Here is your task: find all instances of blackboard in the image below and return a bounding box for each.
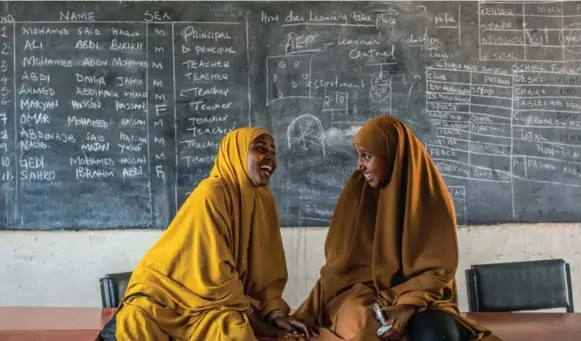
[1,1,581,230]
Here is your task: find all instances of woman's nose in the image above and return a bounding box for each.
[356,159,364,171]
[264,150,273,159]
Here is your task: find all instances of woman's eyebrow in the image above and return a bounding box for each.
[254,141,276,151]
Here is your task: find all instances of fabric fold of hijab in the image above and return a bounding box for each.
[294,116,491,339]
[123,127,289,318]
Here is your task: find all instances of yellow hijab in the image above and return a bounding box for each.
[123,127,290,317]
[295,116,492,339]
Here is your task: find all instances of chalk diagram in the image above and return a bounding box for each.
[287,113,326,156]
[267,40,396,156]
[266,54,312,106]
[370,71,392,104]
[560,23,581,54]
[323,89,353,124]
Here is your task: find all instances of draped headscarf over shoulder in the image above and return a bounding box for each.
[322,116,458,306]
[295,116,491,339]
[124,127,289,318]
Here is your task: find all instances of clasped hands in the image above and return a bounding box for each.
[374,304,418,341]
[249,303,417,340]
[248,308,318,339]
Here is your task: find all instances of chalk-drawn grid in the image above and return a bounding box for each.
[479,1,581,62]
[512,70,581,189]
[0,18,252,222]
[425,67,513,185]
[447,185,467,225]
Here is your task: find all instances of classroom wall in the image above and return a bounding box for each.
[1,223,580,311]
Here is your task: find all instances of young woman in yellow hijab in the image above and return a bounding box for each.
[98,127,314,341]
[291,116,502,341]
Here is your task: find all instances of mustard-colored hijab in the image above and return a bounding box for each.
[321,116,458,306]
[295,116,493,340]
[123,127,290,317]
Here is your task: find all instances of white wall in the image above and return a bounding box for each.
[1,223,580,311]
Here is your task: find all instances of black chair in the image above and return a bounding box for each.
[465,259,574,313]
[99,272,133,308]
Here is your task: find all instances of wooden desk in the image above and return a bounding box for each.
[0,307,116,341]
[465,312,581,341]
[0,307,579,341]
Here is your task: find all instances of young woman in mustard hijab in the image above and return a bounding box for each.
[291,116,502,341]
[98,127,314,341]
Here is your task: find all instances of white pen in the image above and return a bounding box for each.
[372,302,392,336]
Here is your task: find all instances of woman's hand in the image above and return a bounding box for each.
[272,315,319,338]
[377,304,417,341]
[248,309,282,338]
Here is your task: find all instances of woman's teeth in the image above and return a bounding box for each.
[260,165,272,176]
[364,172,372,180]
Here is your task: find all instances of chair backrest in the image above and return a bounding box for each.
[99,272,133,308]
[465,259,574,313]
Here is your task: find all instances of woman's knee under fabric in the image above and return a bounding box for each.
[187,309,257,341]
[407,309,469,341]
[114,299,257,341]
[328,290,380,341]
[115,304,171,341]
